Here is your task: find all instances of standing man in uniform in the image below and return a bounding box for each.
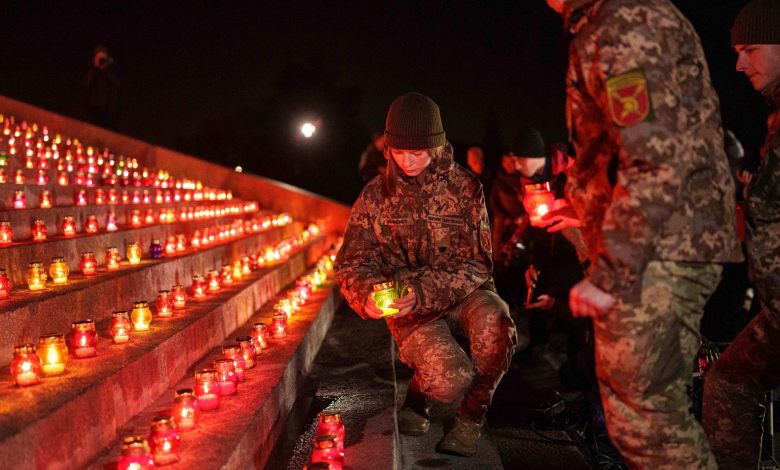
[703,2,780,468]
[545,0,743,468]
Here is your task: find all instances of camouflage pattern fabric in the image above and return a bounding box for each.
[594,261,722,470]
[398,289,517,421]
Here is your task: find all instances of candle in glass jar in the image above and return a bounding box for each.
[316,410,346,451]
[144,209,155,225]
[108,188,119,205]
[149,416,181,466]
[0,268,10,300]
[11,344,42,387]
[57,172,69,186]
[168,284,186,309]
[117,436,155,470]
[39,190,52,208]
[164,236,176,255]
[232,261,243,281]
[0,221,12,245]
[221,265,234,285]
[214,359,238,396]
[12,190,26,209]
[105,212,118,232]
[156,290,173,317]
[310,435,344,470]
[372,281,399,317]
[14,169,25,185]
[172,389,199,431]
[26,261,47,290]
[37,333,68,375]
[191,274,207,298]
[207,269,220,292]
[49,256,69,284]
[31,219,47,242]
[175,234,187,252]
[109,311,132,343]
[74,189,87,206]
[252,322,268,352]
[94,188,105,205]
[127,242,142,265]
[131,301,152,331]
[194,369,220,410]
[70,320,98,358]
[222,344,246,382]
[271,313,287,338]
[149,240,162,259]
[61,216,77,237]
[130,209,142,227]
[80,251,97,276]
[276,298,294,318]
[84,215,99,234]
[522,182,556,226]
[236,336,256,369]
[106,247,121,270]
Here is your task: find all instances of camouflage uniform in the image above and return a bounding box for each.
[703,88,780,469]
[563,0,743,467]
[335,143,517,421]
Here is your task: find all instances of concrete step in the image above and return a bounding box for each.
[86,278,340,470]
[0,236,331,469]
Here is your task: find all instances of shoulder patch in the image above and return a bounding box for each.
[606,69,652,128]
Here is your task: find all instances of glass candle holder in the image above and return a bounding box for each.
[80,251,97,276]
[109,311,132,343]
[236,336,256,369]
[26,261,47,290]
[74,189,87,206]
[11,344,42,387]
[194,369,220,410]
[156,290,174,317]
[130,209,142,227]
[276,298,294,319]
[213,358,238,396]
[191,274,207,298]
[175,234,187,253]
[117,436,155,470]
[220,265,234,285]
[84,214,99,234]
[39,190,52,208]
[373,281,399,317]
[172,388,199,432]
[106,247,121,270]
[37,333,68,375]
[31,219,47,242]
[108,188,119,205]
[131,301,152,331]
[271,313,287,338]
[207,269,220,292]
[232,261,243,281]
[310,435,344,470]
[170,284,187,309]
[106,212,118,232]
[49,256,69,284]
[149,416,181,466]
[70,320,98,358]
[222,344,246,382]
[252,322,268,352]
[522,182,556,226]
[164,236,176,255]
[13,169,25,184]
[127,242,142,265]
[149,240,162,259]
[57,171,69,186]
[61,216,77,237]
[13,190,26,209]
[94,188,105,205]
[0,221,12,245]
[316,410,346,451]
[144,209,155,224]
[0,268,10,300]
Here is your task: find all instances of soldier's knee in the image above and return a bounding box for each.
[422,357,475,403]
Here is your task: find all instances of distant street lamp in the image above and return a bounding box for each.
[300,122,316,139]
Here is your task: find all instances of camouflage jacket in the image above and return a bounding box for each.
[334,143,496,344]
[563,0,743,297]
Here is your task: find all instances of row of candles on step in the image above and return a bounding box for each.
[112,260,334,468]
[7,241,330,391]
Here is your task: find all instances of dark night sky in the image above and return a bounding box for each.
[0,1,766,201]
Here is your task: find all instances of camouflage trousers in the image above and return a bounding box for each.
[593,261,722,470]
[398,289,517,421]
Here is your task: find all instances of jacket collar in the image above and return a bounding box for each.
[563,0,603,34]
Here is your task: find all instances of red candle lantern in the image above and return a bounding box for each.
[37,333,68,375]
[69,320,98,358]
[84,214,99,234]
[31,219,47,242]
[0,169,6,184]
[106,247,121,270]
[149,416,181,466]
[171,285,187,309]
[175,234,186,252]
[14,169,25,185]
[207,269,220,292]
[142,190,151,205]
[130,209,142,227]
[108,311,132,343]
[522,182,556,226]
[94,188,105,205]
[271,312,287,338]
[164,236,176,255]
[221,265,234,285]
[74,189,87,206]
[35,170,48,186]
[172,389,199,432]
[316,411,346,451]
[194,369,220,410]
[0,268,10,300]
[236,336,256,369]
[10,344,42,387]
[191,274,207,298]
[121,190,131,205]
[144,209,155,224]
[39,189,53,208]
[61,216,77,237]
[213,358,238,396]
[12,190,26,209]
[222,344,246,382]
[106,212,118,232]
[79,251,97,276]
[310,435,344,470]
[156,290,174,317]
[0,221,12,245]
[117,436,155,470]
[252,322,268,352]
[57,171,69,186]
[108,188,119,205]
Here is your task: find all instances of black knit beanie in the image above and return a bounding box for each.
[511,126,546,158]
[384,93,446,150]
[731,0,780,45]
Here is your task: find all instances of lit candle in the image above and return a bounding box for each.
[144,209,155,224]
[94,188,105,205]
[80,251,97,276]
[156,290,173,317]
[131,301,152,331]
[35,170,47,186]
[149,416,181,466]
[252,322,268,353]
[0,221,12,245]
[522,182,556,226]
[194,369,220,410]
[57,171,69,186]
[14,169,25,184]
[26,261,47,290]
[31,219,47,241]
[316,411,346,451]
[214,359,238,396]
[12,190,26,209]
[117,436,155,470]
[109,311,132,343]
[61,216,77,237]
[49,256,70,284]
[276,298,294,318]
[171,284,187,309]
[106,247,121,270]
[207,270,220,292]
[39,189,53,208]
[172,389,199,432]
[310,435,344,470]
[127,242,142,265]
[236,336,256,369]
[222,344,246,382]
[74,189,87,206]
[84,214,99,234]
[69,320,98,358]
[37,333,68,375]
[164,236,176,255]
[191,274,207,298]
[149,239,162,260]
[106,212,118,232]
[175,234,187,252]
[0,268,10,300]
[221,265,234,285]
[11,344,41,387]
[130,209,142,227]
[108,188,119,205]
[271,313,287,338]
[372,282,400,317]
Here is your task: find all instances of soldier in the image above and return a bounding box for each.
[545,0,743,468]
[334,92,517,457]
[703,2,780,468]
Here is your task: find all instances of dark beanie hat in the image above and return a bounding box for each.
[731,0,780,45]
[384,92,446,150]
[511,126,546,158]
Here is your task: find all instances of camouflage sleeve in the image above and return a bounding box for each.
[750,146,780,222]
[582,8,688,294]
[334,191,386,319]
[396,184,493,315]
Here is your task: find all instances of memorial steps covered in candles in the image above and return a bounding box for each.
[0,95,349,469]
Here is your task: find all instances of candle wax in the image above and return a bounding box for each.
[218,380,237,396]
[197,393,219,410]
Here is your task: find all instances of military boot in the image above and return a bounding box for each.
[436,415,484,457]
[397,388,430,436]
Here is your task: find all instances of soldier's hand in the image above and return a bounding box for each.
[391,290,417,318]
[364,293,385,320]
[525,294,555,311]
[569,279,616,318]
[541,201,581,233]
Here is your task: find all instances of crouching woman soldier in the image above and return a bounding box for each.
[334,92,518,457]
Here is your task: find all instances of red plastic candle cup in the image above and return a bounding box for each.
[194,369,220,410]
[117,436,155,470]
[252,322,269,352]
[171,284,187,309]
[310,435,344,470]
[271,313,288,338]
[149,416,181,466]
[172,388,199,432]
[31,219,47,242]
[70,320,98,358]
[0,221,12,245]
[0,268,10,300]
[39,190,53,208]
[84,214,99,234]
[11,344,42,387]
[317,410,346,451]
[80,251,97,276]
[156,290,174,318]
[522,182,556,226]
[106,247,121,270]
[207,269,221,292]
[222,344,246,382]
[109,311,133,343]
[61,216,77,237]
[191,274,207,298]
[12,190,26,209]
[236,336,256,369]
[214,359,238,396]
